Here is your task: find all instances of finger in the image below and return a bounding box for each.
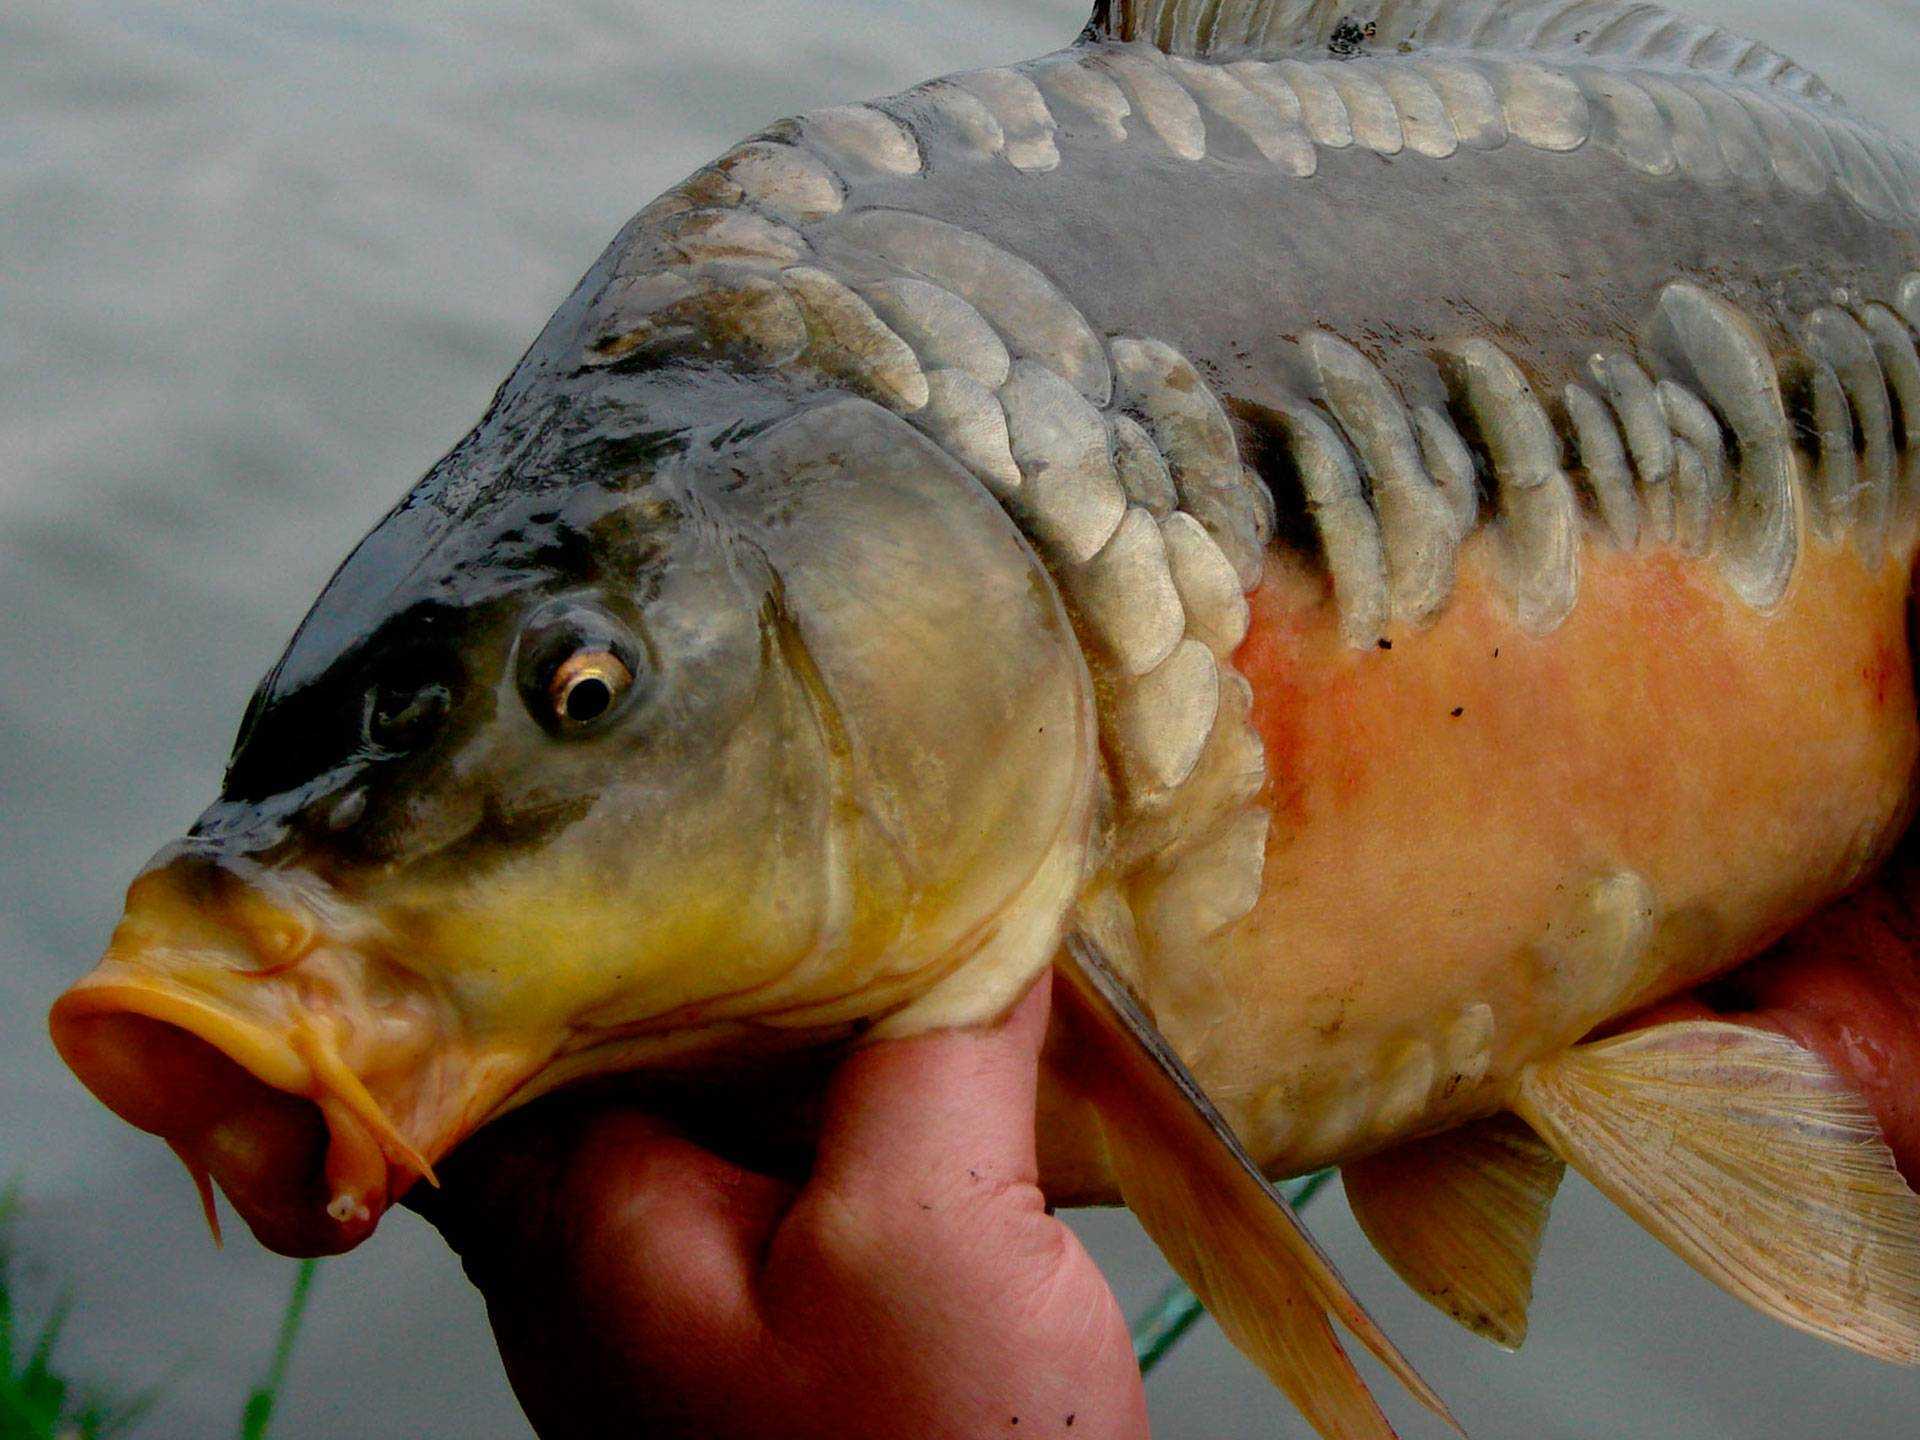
[415,1103,800,1436]
[402,1101,584,1288]
[811,972,1053,1205]
[555,1110,794,1312]
[413,1101,791,1315]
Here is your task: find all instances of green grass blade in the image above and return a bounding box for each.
[90,1375,164,1439]
[1131,1281,1209,1374]
[0,1183,167,1440]
[238,1259,319,1440]
[25,1293,73,1380]
[0,1184,19,1378]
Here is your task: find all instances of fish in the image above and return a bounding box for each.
[46,1,1920,1434]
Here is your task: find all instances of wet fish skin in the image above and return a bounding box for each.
[54,368,1099,1255]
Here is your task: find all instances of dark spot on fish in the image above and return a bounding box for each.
[1066,1417,1075,1428]
[1377,638,1392,651]
[1306,995,1348,1037]
[1329,18,1376,58]
[1493,648,1501,658]
[1451,706,1465,718]
[366,672,453,755]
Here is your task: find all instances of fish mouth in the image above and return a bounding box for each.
[47,863,483,1258]
[51,979,432,1257]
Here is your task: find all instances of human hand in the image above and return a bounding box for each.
[412,975,1150,1440]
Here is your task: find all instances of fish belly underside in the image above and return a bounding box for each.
[1036,525,1920,1205]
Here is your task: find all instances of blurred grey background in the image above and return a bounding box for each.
[3,2,1918,1436]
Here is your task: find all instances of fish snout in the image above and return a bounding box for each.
[49,859,487,1258]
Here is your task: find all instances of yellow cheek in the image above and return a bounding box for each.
[392,858,815,1034]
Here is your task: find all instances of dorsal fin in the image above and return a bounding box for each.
[1085,1,1838,105]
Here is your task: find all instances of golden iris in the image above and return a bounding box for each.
[548,649,631,728]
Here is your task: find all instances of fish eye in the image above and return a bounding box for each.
[516,601,644,737]
[548,650,632,730]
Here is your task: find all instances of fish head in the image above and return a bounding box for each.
[49,377,1096,1256]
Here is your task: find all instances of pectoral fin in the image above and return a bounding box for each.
[1515,1020,1920,1365]
[1344,1115,1565,1352]
[1057,935,1461,1440]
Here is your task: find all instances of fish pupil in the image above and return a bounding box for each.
[565,677,613,724]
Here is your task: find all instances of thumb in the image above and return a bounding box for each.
[810,971,1053,1207]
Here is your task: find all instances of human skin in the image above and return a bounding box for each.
[411,975,1151,1440]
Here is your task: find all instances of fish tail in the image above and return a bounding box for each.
[1515,1019,1920,1365]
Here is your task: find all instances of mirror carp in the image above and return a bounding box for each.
[49,2,1920,1433]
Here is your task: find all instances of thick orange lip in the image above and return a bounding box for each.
[50,975,428,1257]
[52,980,313,1094]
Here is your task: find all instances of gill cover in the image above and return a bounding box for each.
[52,387,1098,1256]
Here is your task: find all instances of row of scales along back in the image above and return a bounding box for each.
[584,0,1920,1070]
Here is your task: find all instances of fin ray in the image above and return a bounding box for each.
[1058,935,1462,1438]
[1516,1020,1920,1365]
[1344,1114,1564,1351]
[1098,1110,1400,1438]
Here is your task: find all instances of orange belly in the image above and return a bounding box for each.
[1039,530,1919,1199]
